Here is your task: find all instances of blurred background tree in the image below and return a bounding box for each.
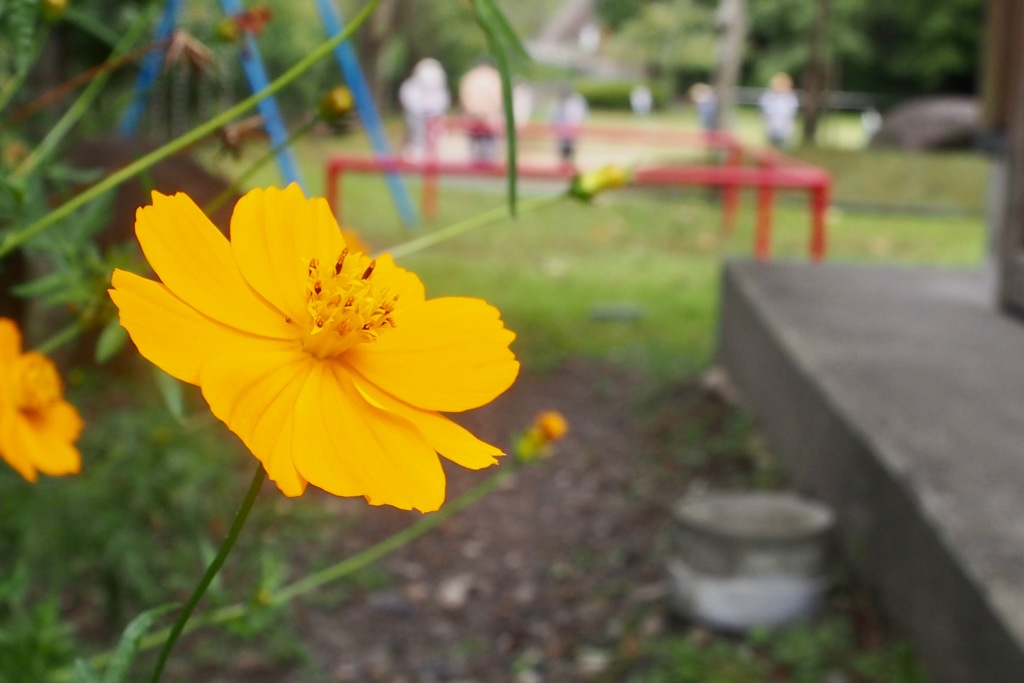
[596,0,983,99]
[605,0,716,85]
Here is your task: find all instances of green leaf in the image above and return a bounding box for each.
[72,659,102,683]
[152,367,186,423]
[11,268,66,298]
[7,0,39,76]
[473,0,530,62]
[94,319,129,364]
[102,605,176,683]
[472,0,519,216]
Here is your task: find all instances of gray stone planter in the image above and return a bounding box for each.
[668,491,835,631]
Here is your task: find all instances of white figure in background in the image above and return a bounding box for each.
[630,84,653,116]
[551,85,589,164]
[512,82,534,129]
[758,72,800,148]
[459,62,504,162]
[399,58,450,160]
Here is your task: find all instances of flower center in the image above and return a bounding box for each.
[301,249,399,359]
[13,353,62,413]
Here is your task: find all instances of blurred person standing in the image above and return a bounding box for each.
[551,85,588,165]
[398,58,450,160]
[458,62,503,162]
[689,82,717,131]
[758,72,799,148]
[630,84,653,116]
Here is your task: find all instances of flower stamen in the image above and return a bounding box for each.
[301,251,397,358]
[13,353,62,415]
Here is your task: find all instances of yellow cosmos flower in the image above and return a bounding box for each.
[108,184,519,512]
[0,319,83,482]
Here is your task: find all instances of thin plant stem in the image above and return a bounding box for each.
[383,194,564,261]
[0,0,382,260]
[50,461,520,682]
[472,0,518,216]
[273,463,514,603]
[6,37,168,127]
[33,321,85,356]
[149,465,266,683]
[13,7,156,180]
[203,116,318,216]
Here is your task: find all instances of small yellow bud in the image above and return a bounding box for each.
[215,17,239,43]
[41,0,68,22]
[569,164,631,201]
[319,86,355,122]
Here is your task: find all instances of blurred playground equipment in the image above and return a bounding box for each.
[325,116,831,261]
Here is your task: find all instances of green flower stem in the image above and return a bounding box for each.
[272,462,516,604]
[12,8,156,181]
[51,459,522,682]
[472,0,518,216]
[383,193,565,261]
[149,465,266,683]
[203,116,319,216]
[0,0,381,259]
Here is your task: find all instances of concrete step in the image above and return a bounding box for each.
[717,261,1024,683]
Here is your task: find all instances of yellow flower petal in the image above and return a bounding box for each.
[0,319,20,402]
[0,408,38,481]
[25,403,82,476]
[352,375,502,470]
[135,191,292,337]
[0,318,20,361]
[110,269,291,385]
[345,297,519,412]
[373,254,425,305]
[229,184,345,324]
[199,349,313,497]
[292,363,446,512]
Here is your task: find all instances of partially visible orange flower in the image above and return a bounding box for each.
[0,319,83,482]
[109,184,519,512]
[535,411,569,442]
[515,410,569,462]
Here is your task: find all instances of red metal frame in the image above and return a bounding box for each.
[325,119,831,261]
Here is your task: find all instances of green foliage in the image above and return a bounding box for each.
[606,0,716,78]
[597,0,983,97]
[2,0,42,77]
[0,566,77,683]
[746,0,983,95]
[575,79,669,110]
[630,617,928,683]
[854,0,984,93]
[595,0,646,30]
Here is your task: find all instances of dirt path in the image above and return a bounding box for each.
[177,359,724,683]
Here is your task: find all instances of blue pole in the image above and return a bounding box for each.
[314,0,418,228]
[219,0,304,187]
[118,0,182,137]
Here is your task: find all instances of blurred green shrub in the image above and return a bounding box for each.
[574,79,669,111]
